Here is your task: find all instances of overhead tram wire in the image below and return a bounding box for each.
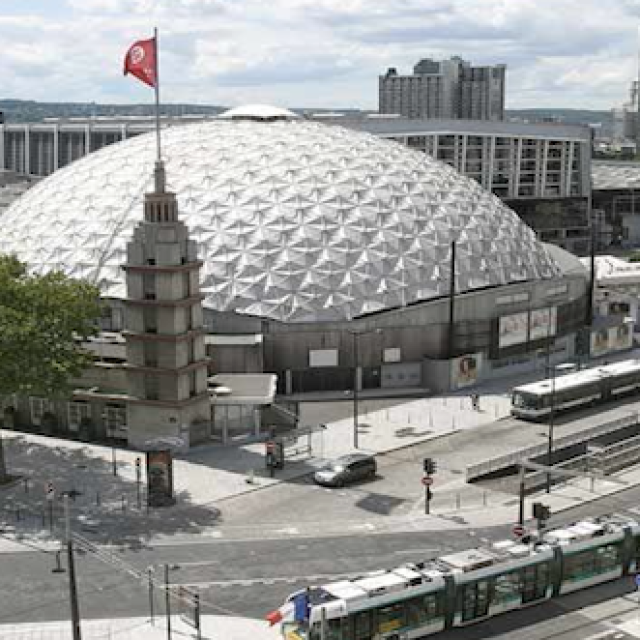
[70,532,242,617]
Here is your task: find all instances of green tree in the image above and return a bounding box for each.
[0,255,101,481]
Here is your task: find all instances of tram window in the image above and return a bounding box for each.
[310,619,346,640]
[350,611,372,639]
[376,603,406,635]
[493,572,520,604]
[406,593,441,626]
[460,581,490,622]
[563,545,620,582]
[596,544,619,571]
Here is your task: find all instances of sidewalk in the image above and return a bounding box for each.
[1,348,640,545]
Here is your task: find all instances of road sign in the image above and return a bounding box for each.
[421,476,434,486]
[45,481,55,501]
[512,523,526,537]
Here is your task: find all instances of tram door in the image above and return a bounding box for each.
[521,563,549,603]
[460,580,490,622]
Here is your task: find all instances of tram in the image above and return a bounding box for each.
[267,514,640,640]
[511,359,640,420]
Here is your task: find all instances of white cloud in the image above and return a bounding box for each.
[0,0,637,109]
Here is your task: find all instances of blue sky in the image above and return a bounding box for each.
[1,0,639,110]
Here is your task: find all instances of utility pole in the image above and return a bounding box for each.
[165,564,172,640]
[64,494,82,640]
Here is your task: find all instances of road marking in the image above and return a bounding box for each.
[274,527,300,535]
[392,548,439,556]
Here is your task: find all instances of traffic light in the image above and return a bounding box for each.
[532,502,551,521]
[423,458,437,475]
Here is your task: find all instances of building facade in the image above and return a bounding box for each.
[379,57,506,121]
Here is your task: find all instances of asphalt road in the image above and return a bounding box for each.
[3,483,640,636]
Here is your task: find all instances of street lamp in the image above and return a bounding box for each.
[351,330,361,450]
[546,361,557,494]
[350,328,382,450]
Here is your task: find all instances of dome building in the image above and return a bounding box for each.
[0,107,588,396]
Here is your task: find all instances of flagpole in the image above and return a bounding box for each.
[153,27,164,191]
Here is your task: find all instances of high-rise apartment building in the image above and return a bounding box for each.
[379,56,506,121]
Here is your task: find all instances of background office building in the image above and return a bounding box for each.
[379,57,506,121]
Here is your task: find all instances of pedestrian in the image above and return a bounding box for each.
[475,393,481,411]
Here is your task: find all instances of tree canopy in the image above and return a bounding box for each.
[0,254,102,398]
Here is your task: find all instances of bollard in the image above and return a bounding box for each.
[23,478,29,494]
[121,495,126,512]
[96,491,101,506]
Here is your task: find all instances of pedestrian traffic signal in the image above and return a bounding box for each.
[423,458,437,475]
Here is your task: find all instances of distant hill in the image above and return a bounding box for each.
[506,108,613,135]
[0,99,225,123]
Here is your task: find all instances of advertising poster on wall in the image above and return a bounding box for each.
[610,323,633,351]
[498,312,529,348]
[451,353,483,389]
[590,328,610,358]
[529,307,558,341]
[146,449,175,507]
[591,323,634,358]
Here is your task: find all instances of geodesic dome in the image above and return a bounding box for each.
[0,116,561,322]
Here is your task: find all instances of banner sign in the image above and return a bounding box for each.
[451,353,483,389]
[146,449,175,507]
[529,307,557,341]
[498,312,528,348]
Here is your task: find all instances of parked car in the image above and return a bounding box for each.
[313,453,377,487]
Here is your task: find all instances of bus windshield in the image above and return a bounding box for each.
[512,392,538,409]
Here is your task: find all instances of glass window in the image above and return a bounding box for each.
[563,544,620,582]
[350,611,371,639]
[376,603,405,635]
[493,571,520,604]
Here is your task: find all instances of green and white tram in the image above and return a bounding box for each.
[268,514,640,640]
[511,359,640,420]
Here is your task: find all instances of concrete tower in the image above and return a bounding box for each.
[123,161,211,450]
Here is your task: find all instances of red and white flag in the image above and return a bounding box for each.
[123,37,157,88]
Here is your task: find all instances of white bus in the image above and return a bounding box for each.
[511,359,640,420]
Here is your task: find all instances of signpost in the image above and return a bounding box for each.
[512,523,526,538]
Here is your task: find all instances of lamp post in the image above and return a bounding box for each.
[352,330,360,450]
[546,362,556,494]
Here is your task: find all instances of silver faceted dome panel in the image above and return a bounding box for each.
[0,119,560,322]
